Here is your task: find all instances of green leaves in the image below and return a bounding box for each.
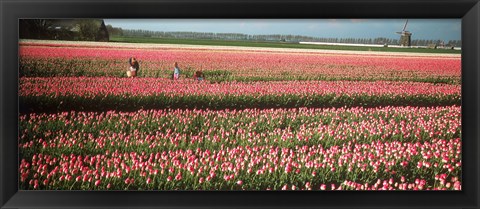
[20,93,461,113]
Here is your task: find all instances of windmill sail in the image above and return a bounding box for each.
[402,19,409,32]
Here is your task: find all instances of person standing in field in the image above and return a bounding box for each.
[127,57,139,78]
[173,62,181,80]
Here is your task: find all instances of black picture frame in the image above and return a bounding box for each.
[1,0,479,208]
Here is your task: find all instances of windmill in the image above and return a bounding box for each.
[396,19,412,47]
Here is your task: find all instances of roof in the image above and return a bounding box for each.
[48,19,105,32]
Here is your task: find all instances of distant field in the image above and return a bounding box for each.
[110,36,461,54]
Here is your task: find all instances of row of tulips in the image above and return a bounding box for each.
[19,44,461,83]
[20,78,460,112]
[19,57,460,84]
[20,77,460,97]
[19,106,461,152]
[19,106,461,190]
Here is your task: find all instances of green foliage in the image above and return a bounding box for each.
[78,20,99,41]
[20,93,461,113]
[19,19,55,39]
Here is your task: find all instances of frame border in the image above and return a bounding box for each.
[1,0,479,208]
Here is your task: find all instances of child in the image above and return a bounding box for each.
[127,57,139,78]
[193,70,204,81]
[173,62,180,80]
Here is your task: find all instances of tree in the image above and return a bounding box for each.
[78,20,98,41]
[106,24,123,36]
[19,19,54,39]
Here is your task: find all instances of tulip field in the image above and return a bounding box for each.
[19,40,462,190]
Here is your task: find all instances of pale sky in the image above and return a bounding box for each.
[104,19,461,41]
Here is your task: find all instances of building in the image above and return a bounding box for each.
[49,19,110,42]
[20,19,109,41]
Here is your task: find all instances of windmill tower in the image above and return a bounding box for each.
[396,19,412,47]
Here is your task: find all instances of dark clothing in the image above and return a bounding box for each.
[131,62,139,71]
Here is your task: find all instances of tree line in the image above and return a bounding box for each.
[117,28,461,47]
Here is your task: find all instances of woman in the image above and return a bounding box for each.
[127,57,139,78]
[173,62,180,80]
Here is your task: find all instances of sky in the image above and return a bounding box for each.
[104,19,461,41]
